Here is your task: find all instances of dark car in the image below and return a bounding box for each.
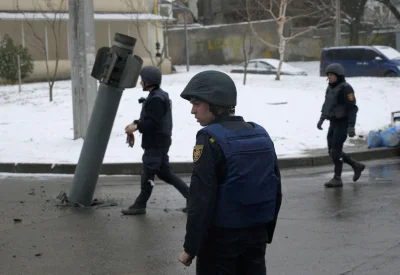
[320,45,400,77]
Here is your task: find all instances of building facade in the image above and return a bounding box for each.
[0,0,173,81]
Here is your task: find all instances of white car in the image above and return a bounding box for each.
[230,58,308,76]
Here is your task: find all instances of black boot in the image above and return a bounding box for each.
[325,177,343,188]
[342,153,365,182]
[121,204,146,215]
[352,162,366,182]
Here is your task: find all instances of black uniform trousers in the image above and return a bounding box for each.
[133,148,189,208]
[196,225,268,275]
[327,118,356,178]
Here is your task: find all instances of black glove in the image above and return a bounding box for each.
[317,118,325,130]
[348,126,356,137]
[138,97,146,104]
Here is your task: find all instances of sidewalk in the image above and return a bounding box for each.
[0,140,399,174]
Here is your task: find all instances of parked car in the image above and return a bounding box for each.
[230,59,308,76]
[320,45,400,77]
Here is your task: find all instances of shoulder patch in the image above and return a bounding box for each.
[209,137,215,143]
[347,93,355,101]
[193,145,204,162]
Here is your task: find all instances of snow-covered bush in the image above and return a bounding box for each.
[0,35,34,84]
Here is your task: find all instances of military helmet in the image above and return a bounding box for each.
[180,70,237,107]
[139,66,162,85]
[325,63,345,76]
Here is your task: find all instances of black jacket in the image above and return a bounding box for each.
[135,88,172,149]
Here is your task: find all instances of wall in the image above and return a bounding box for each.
[20,57,171,83]
[168,21,400,65]
[0,19,152,60]
[168,20,283,65]
[0,0,150,13]
[0,17,172,82]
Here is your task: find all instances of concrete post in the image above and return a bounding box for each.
[68,0,97,139]
[184,9,189,71]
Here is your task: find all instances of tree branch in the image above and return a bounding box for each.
[254,0,278,20]
[286,20,332,42]
[246,0,279,49]
[376,0,400,22]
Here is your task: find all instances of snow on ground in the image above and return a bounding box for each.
[0,62,399,164]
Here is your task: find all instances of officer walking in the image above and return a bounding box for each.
[177,70,282,274]
[317,63,366,188]
[122,66,190,215]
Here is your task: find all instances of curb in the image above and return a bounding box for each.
[0,147,399,175]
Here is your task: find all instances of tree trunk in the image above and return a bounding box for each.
[49,82,53,102]
[242,30,248,85]
[243,64,248,85]
[44,58,52,102]
[350,19,361,45]
[276,22,286,81]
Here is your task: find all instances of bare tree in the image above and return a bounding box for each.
[364,2,394,44]
[246,0,331,80]
[342,0,369,45]
[316,0,370,45]
[124,0,174,69]
[233,3,256,85]
[16,0,66,102]
[376,0,400,23]
[241,25,254,85]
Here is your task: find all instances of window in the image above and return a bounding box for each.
[333,49,363,61]
[257,62,274,70]
[246,62,257,69]
[363,49,380,60]
[325,50,335,60]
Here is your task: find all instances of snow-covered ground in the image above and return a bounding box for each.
[0,62,399,164]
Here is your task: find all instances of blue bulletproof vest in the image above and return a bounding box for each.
[202,122,279,228]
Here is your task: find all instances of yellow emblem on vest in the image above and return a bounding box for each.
[193,145,204,162]
[347,93,355,101]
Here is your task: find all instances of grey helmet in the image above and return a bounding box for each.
[139,66,162,85]
[325,63,345,76]
[180,70,237,107]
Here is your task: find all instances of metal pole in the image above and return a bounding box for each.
[335,0,341,46]
[68,84,124,205]
[108,21,111,47]
[17,55,22,93]
[66,33,143,206]
[184,9,189,71]
[21,22,25,48]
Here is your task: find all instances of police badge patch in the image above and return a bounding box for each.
[193,145,204,162]
[347,93,355,101]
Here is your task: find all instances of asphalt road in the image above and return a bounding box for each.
[0,158,399,275]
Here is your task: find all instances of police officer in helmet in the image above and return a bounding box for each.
[123,66,190,215]
[317,63,366,188]
[177,70,282,274]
